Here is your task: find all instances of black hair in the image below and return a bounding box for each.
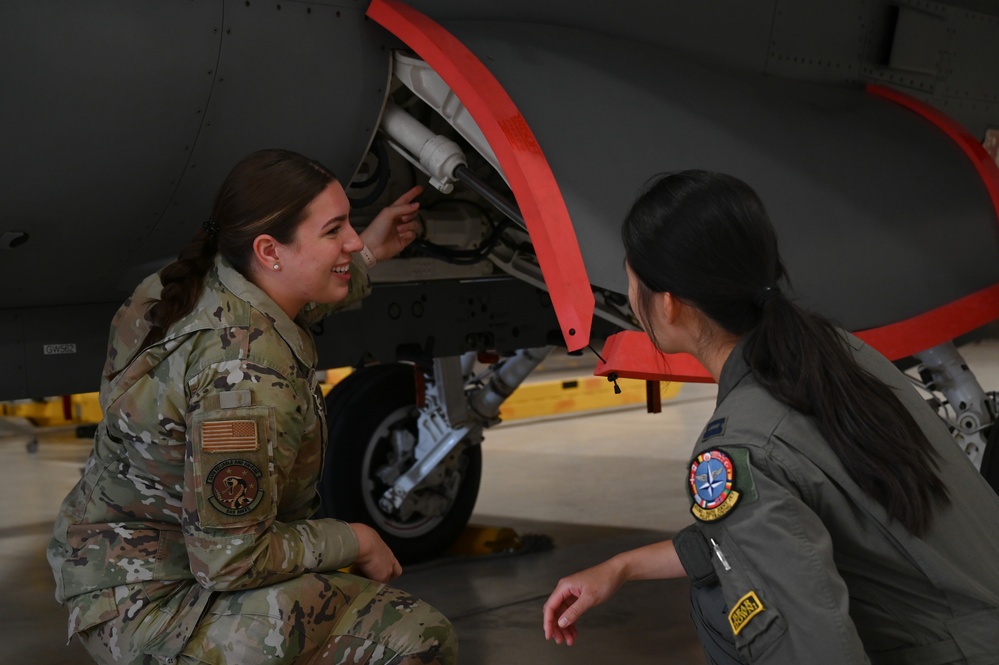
[623,170,948,535]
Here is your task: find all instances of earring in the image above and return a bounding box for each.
[273,263,280,270]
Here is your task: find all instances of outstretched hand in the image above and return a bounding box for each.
[542,559,626,646]
[360,185,423,263]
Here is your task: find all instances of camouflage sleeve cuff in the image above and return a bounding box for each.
[674,523,719,589]
[316,519,360,571]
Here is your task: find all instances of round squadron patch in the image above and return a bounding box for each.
[206,459,264,517]
[689,449,740,522]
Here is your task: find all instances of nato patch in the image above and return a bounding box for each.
[729,591,765,636]
[206,459,265,516]
[703,417,727,441]
[689,448,741,522]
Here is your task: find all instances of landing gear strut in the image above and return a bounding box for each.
[319,363,482,562]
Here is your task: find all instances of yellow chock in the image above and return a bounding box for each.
[448,524,523,556]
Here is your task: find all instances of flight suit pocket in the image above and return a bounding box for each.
[711,534,788,660]
[191,404,277,529]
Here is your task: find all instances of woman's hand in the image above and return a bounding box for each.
[350,523,402,583]
[360,185,423,262]
[542,558,627,646]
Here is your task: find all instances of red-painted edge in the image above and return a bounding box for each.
[866,83,999,217]
[598,86,999,382]
[597,283,999,382]
[366,0,594,351]
[596,331,715,383]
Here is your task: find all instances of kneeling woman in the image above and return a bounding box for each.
[49,149,457,664]
[544,170,999,664]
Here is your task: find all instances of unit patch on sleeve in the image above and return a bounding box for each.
[206,459,264,517]
[689,448,741,521]
[729,590,765,636]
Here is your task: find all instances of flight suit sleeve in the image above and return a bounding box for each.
[692,445,870,664]
[180,358,358,592]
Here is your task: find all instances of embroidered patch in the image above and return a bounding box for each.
[201,420,258,452]
[206,459,264,516]
[729,591,765,636]
[703,417,727,441]
[689,449,741,521]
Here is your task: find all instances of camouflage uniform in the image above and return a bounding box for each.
[48,255,457,665]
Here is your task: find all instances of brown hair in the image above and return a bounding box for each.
[141,149,336,348]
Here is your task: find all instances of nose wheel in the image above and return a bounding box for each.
[318,363,482,562]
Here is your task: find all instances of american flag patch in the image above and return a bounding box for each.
[201,420,258,452]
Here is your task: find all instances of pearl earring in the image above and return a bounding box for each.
[273,263,280,270]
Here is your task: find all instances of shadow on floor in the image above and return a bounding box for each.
[5,520,704,665]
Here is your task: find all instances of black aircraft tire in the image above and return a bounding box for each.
[318,363,482,562]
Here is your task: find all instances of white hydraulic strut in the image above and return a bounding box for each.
[380,100,467,193]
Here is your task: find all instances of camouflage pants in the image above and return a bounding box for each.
[77,573,457,665]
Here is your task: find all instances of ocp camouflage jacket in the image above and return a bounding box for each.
[48,254,370,637]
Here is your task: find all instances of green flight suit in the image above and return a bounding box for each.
[47,255,457,664]
[677,332,999,664]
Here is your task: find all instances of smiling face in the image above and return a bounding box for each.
[265,181,363,317]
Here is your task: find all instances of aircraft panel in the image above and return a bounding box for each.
[433,19,999,331]
[0,311,27,399]
[15,303,120,399]
[0,0,222,308]
[0,0,392,310]
[113,0,395,295]
[312,277,562,368]
[403,0,779,74]
[765,0,884,81]
[854,2,999,142]
[933,6,999,132]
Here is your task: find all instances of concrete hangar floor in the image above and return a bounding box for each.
[3,338,997,664]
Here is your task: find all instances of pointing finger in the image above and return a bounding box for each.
[391,185,423,207]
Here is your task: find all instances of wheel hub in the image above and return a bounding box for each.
[361,405,470,538]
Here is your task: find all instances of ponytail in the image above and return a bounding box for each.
[140,227,218,349]
[745,295,949,535]
[623,170,949,535]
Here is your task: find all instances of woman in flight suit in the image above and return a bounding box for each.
[543,170,999,664]
[48,149,457,664]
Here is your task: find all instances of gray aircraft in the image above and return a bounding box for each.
[2,0,998,560]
